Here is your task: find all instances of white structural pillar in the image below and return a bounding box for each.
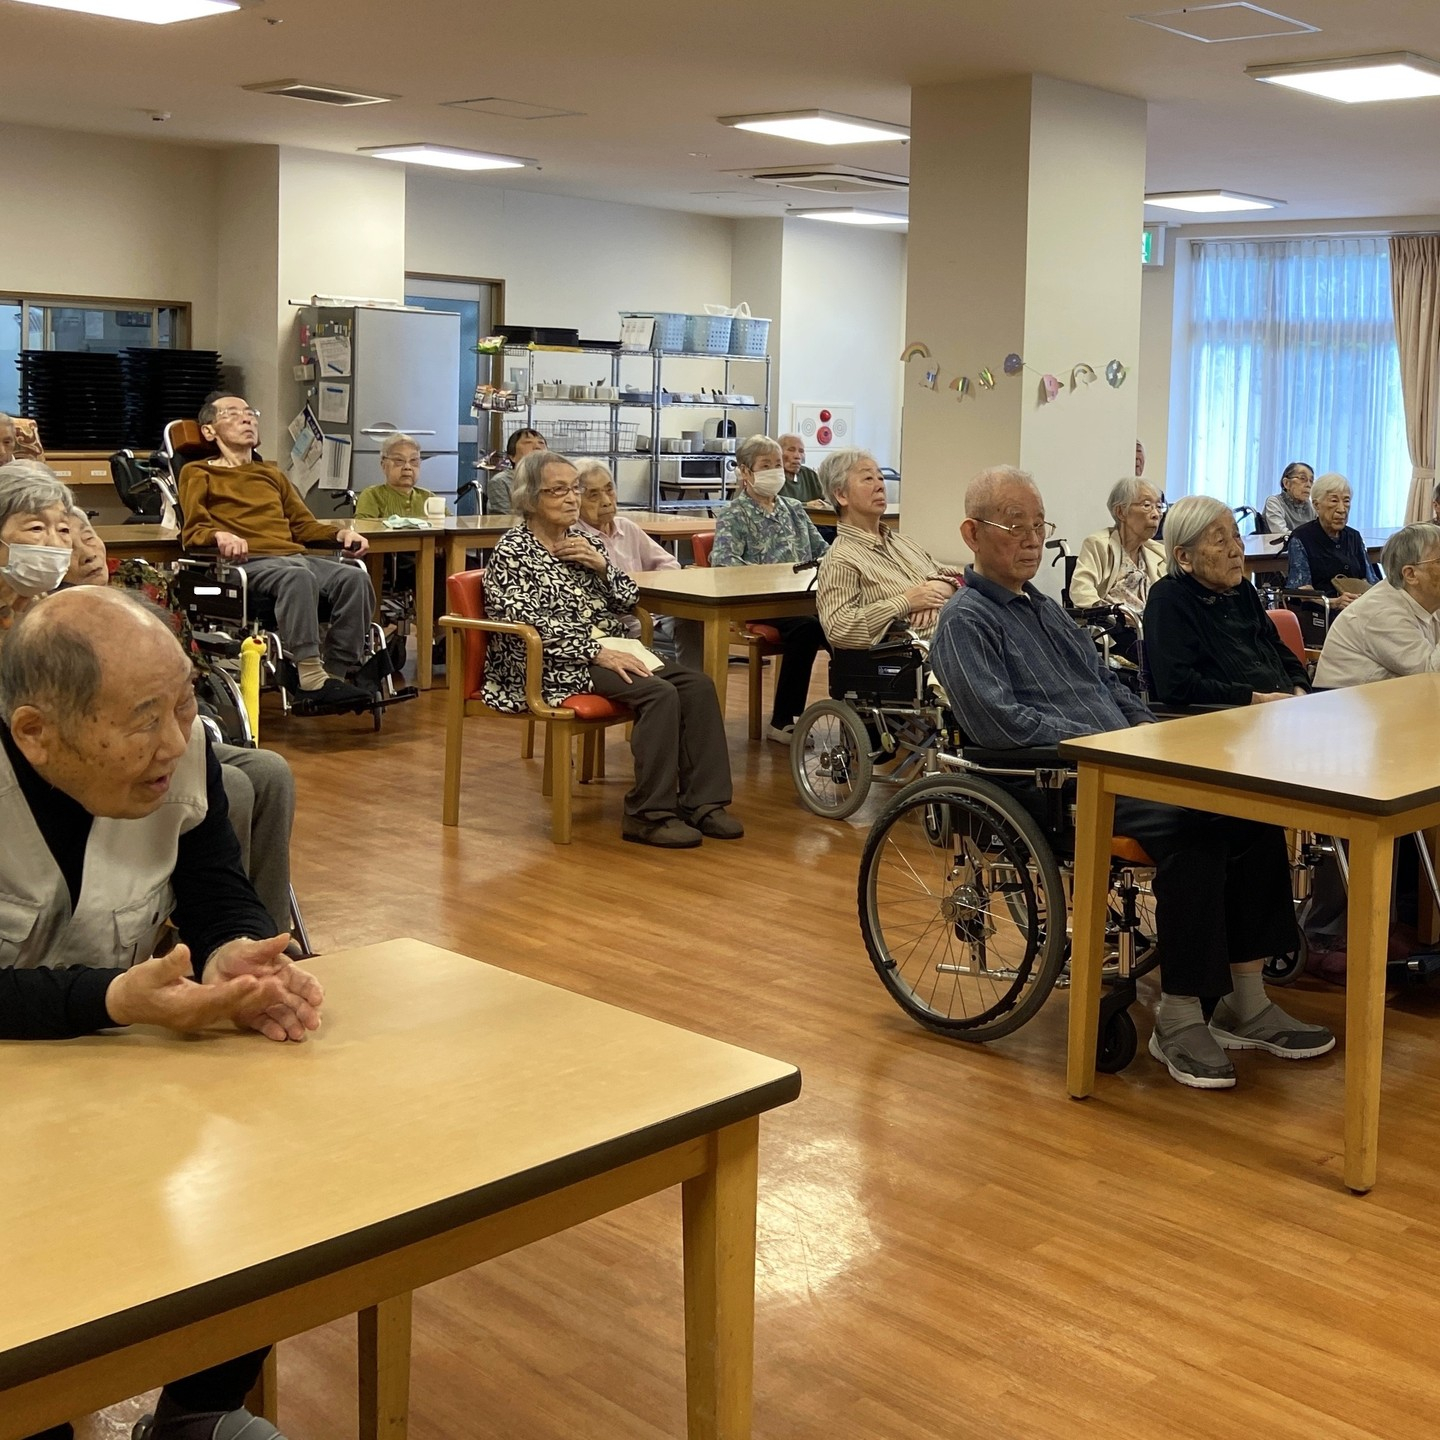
[900,76,1147,580]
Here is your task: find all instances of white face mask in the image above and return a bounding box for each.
[750,467,786,499]
[0,543,72,597]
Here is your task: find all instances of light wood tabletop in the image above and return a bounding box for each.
[96,524,182,564]
[0,939,800,1440]
[1059,674,1440,1193]
[635,563,820,714]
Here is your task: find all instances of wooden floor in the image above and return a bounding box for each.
[81,665,1440,1440]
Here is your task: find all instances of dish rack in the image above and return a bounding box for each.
[544,418,640,454]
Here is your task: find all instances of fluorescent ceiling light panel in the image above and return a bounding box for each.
[1144,190,1281,212]
[359,144,529,171]
[1247,52,1440,103]
[789,208,908,226]
[1130,3,1317,43]
[10,0,236,19]
[719,110,908,145]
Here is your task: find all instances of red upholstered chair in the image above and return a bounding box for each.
[440,569,648,843]
[690,531,787,742]
[1266,607,1309,667]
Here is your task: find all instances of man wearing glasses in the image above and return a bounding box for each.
[178,393,375,713]
[931,465,1332,1093]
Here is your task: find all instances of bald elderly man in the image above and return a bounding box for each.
[1,586,321,1440]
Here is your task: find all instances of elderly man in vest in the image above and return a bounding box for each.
[177,391,374,713]
[1,585,323,1440]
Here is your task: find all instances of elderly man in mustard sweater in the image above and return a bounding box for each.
[179,392,374,712]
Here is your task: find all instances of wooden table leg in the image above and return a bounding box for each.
[1344,822,1393,1194]
[703,617,731,715]
[1417,825,1440,947]
[415,536,435,691]
[682,1117,759,1440]
[1066,764,1116,1099]
[366,554,385,617]
[358,1292,413,1440]
[243,1346,279,1425]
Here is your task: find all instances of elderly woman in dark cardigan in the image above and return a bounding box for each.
[1285,472,1380,608]
[1144,495,1310,708]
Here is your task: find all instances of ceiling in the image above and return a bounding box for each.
[5,0,1440,223]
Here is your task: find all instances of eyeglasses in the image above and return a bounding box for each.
[214,407,260,422]
[1129,499,1166,514]
[538,483,582,499]
[976,518,1057,541]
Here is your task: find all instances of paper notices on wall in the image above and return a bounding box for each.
[313,334,351,377]
[322,435,352,490]
[318,383,350,423]
[287,405,325,491]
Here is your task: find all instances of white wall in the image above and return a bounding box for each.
[1137,256,1176,492]
[778,219,906,465]
[0,123,220,344]
[730,218,785,431]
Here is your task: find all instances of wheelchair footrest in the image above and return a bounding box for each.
[1391,950,1440,979]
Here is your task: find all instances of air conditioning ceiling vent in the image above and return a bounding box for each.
[244,80,393,107]
[739,166,909,195]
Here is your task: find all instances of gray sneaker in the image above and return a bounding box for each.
[1148,1019,1237,1090]
[1209,999,1336,1059]
[133,1411,285,1440]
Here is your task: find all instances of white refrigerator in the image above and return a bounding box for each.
[307,305,462,505]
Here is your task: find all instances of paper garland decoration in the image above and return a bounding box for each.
[901,343,1128,405]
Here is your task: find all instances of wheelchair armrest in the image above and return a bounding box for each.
[438,614,575,721]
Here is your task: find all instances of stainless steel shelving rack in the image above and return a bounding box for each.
[485,344,771,509]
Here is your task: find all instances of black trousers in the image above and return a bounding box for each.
[27,1350,267,1440]
[763,615,829,728]
[1112,799,1298,999]
[587,662,733,820]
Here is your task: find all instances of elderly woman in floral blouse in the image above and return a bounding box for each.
[482,450,742,849]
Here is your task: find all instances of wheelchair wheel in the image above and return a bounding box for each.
[791,699,874,820]
[1096,1008,1138,1074]
[859,773,1067,1042]
[196,667,253,748]
[1264,930,1308,986]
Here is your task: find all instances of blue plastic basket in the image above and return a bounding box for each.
[684,313,733,354]
[729,315,771,357]
[621,311,688,353]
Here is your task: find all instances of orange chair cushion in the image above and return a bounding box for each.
[1110,835,1154,866]
[1266,607,1308,667]
[691,532,715,566]
[561,694,633,721]
[744,622,783,648]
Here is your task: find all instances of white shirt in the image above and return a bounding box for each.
[1314,582,1440,688]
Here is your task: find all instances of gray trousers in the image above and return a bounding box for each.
[587,662,732,820]
[216,744,297,932]
[241,554,374,672]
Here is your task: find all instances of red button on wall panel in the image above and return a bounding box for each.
[817,424,833,446]
[819,409,832,422]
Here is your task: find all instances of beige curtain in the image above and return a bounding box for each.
[1389,234,1440,523]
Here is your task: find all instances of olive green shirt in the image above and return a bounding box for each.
[354,483,442,520]
[780,464,824,505]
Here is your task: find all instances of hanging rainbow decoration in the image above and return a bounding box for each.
[901,341,1128,405]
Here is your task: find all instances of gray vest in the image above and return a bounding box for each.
[0,721,210,970]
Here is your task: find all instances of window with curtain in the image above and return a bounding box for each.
[1185,237,1411,530]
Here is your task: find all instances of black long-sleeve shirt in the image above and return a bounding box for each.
[1144,570,1310,708]
[0,726,275,1039]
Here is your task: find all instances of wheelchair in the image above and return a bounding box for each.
[858,750,1160,1073]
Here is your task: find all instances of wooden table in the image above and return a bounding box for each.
[0,940,800,1440]
[97,524,441,691]
[439,511,719,579]
[635,564,820,713]
[1244,528,1393,575]
[1060,676,1440,1193]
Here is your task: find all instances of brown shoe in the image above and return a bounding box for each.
[684,806,744,840]
[622,814,703,849]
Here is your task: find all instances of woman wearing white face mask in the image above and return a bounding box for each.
[712,435,830,742]
[0,461,75,637]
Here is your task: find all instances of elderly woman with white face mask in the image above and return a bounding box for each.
[1143,494,1310,709]
[711,434,830,741]
[0,461,74,636]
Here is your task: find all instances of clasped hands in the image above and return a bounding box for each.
[105,933,325,1043]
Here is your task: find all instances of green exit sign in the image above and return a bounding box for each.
[1142,224,1165,268]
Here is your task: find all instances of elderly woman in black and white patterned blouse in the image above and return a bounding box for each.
[481,450,742,849]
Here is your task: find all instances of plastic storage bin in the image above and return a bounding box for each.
[620,311,688,353]
[684,312,733,355]
[729,315,772,357]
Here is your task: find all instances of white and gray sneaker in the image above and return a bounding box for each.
[1208,999,1336,1059]
[1148,1019,1237,1090]
[133,1410,287,1440]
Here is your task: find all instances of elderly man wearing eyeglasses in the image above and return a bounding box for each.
[930,465,1332,1094]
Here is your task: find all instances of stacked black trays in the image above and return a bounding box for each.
[120,348,224,452]
[18,352,126,451]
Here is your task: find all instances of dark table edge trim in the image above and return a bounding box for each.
[0,1067,801,1389]
[1056,743,1440,819]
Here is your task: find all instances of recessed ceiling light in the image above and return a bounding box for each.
[359,144,530,172]
[789,208,908,226]
[719,110,908,146]
[1247,52,1440,103]
[1144,190,1281,213]
[10,0,236,20]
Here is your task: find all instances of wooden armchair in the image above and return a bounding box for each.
[440,568,652,843]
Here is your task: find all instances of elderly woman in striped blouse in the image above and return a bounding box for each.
[815,447,961,649]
